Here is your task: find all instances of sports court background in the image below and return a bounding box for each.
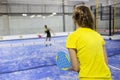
[0,0,120,80]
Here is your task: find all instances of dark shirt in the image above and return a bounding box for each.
[45,28,51,37]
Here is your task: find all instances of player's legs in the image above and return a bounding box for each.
[45,33,52,46]
[45,37,48,46]
[45,36,52,46]
[48,37,52,46]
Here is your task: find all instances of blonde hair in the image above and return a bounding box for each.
[73,5,95,29]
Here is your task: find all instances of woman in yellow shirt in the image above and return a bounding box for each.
[66,5,112,80]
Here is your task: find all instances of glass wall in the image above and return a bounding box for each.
[1,0,119,36]
[0,0,74,36]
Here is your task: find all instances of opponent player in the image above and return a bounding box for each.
[44,25,53,46]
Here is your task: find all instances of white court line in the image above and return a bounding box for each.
[109,65,120,71]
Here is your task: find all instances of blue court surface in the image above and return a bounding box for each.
[0,36,120,80]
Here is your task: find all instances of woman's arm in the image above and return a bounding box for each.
[103,46,108,65]
[68,48,79,72]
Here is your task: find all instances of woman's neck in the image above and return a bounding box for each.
[76,24,82,30]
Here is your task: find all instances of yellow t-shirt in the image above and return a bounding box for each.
[66,28,112,79]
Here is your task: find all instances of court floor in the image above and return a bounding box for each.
[0,36,120,80]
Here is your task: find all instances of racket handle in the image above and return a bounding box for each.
[38,35,42,38]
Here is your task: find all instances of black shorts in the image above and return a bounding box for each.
[47,33,51,38]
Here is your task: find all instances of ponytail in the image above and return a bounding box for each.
[73,6,95,29]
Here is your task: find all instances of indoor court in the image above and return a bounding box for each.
[0,0,120,80]
[0,36,120,80]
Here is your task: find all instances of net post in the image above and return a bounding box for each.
[95,0,99,31]
[113,0,116,34]
[109,5,112,36]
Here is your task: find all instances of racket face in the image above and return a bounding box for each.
[56,51,71,70]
